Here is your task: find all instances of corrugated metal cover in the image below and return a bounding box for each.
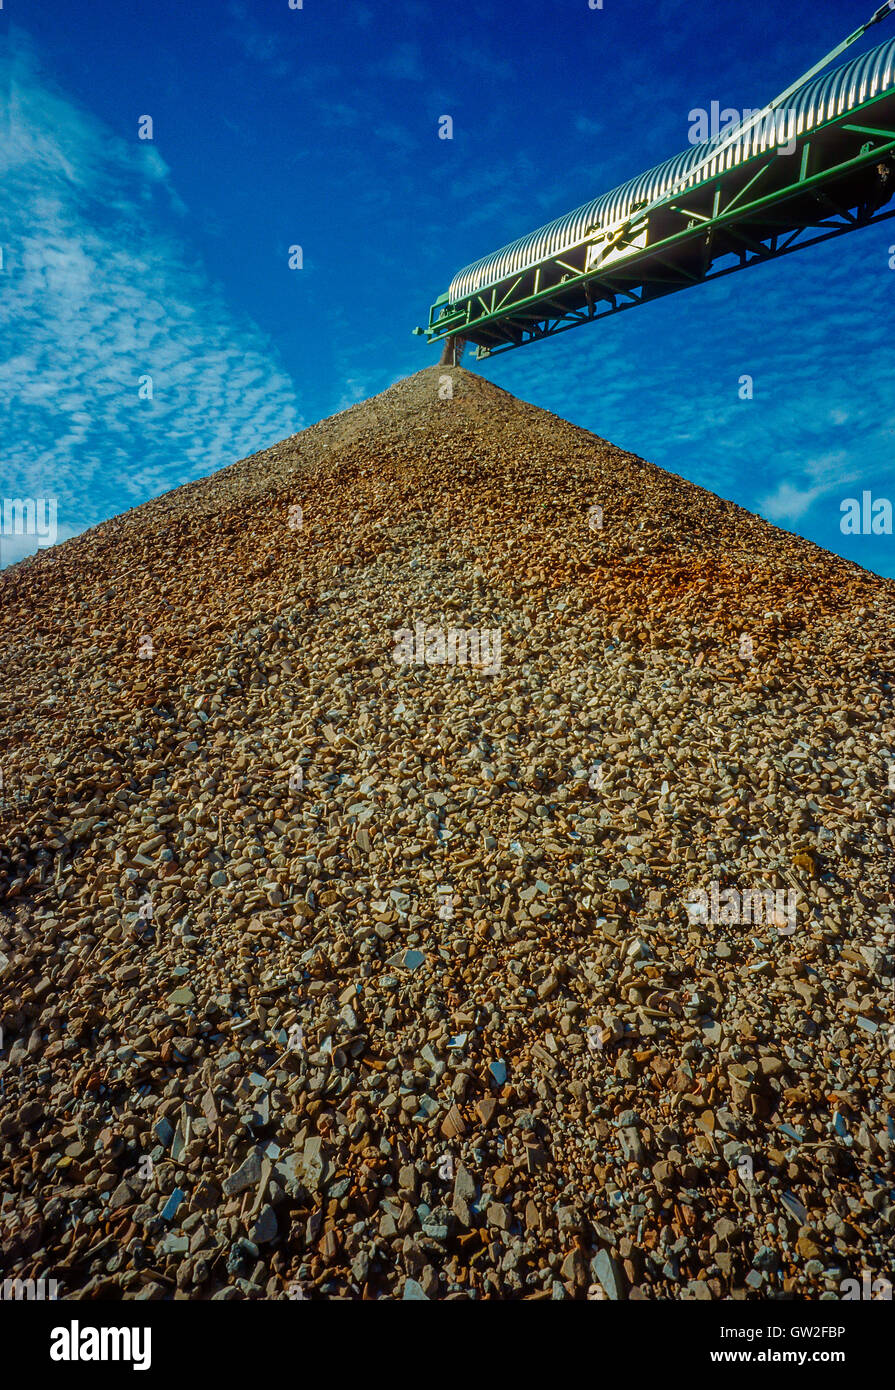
[448,35,895,302]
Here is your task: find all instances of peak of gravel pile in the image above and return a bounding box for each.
[1,364,893,1301]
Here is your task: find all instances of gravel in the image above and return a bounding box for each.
[0,364,893,1301]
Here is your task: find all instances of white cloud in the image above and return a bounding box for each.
[226,0,292,79]
[756,452,864,525]
[0,32,302,564]
[758,481,824,523]
[381,43,425,83]
[801,451,856,489]
[0,521,89,570]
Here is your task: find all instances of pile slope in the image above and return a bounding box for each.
[1,364,893,1301]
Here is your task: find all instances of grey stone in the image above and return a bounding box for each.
[591,1249,625,1301]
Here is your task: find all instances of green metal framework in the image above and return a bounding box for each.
[417,95,895,360]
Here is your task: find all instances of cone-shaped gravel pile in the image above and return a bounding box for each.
[1,365,893,1301]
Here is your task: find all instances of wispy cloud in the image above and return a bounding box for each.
[0,32,302,566]
[758,480,826,523]
[226,0,292,79]
[0,521,87,572]
[381,42,425,83]
[756,449,864,525]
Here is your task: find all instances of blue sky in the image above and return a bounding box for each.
[1,0,894,577]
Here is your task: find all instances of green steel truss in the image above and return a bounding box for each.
[417,101,895,360]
